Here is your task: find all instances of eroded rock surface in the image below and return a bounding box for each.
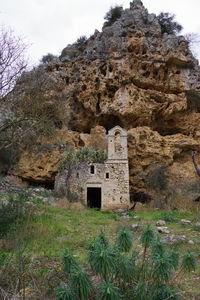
[9,0,200,206]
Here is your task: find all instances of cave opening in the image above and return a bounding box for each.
[130,192,152,204]
[153,119,182,136]
[68,109,124,134]
[97,115,123,132]
[24,179,55,190]
[96,93,101,114]
[155,127,182,136]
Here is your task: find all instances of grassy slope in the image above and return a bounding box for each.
[1,205,200,299]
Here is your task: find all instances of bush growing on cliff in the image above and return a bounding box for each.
[104,5,123,27]
[12,67,67,144]
[157,12,183,35]
[0,65,68,155]
[41,53,57,64]
[0,145,20,174]
[75,35,87,51]
[58,147,107,174]
[56,226,196,299]
[186,90,200,112]
[147,165,169,192]
[57,147,107,200]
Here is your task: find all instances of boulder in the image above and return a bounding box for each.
[156,220,166,226]
[181,219,191,225]
[188,240,194,245]
[161,234,187,245]
[130,223,141,231]
[195,222,200,229]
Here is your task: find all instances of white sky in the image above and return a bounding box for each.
[1,0,200,66]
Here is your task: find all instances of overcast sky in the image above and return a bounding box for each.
[1,0,200,66]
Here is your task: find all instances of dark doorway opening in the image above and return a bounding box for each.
[87,187,101,209]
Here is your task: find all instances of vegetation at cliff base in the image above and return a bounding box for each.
[0,203,199,299]
[56,226,195,299]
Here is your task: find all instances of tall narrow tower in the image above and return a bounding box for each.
[107,126,128,161]
[103,126,130,209]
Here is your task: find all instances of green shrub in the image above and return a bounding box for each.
[41,53,57,64]
[66,190,79,203]
[97,280,122,300]
[157,12,182,35]
[70,267,93,300]
[160,212,178,223]
[0,249,10,264]
[62,249,79,274]
[58,147,107,174]
[57,228,196,299]
[0,196,27,238]
[104,6,123,27]
[116,227,133,252]
[147,165,169,192]
[56,286,78,300]
[141,224,155,248]
[88,241,117,280]
[186,90,200,112]
[75,36,87,51]
[75,147,107,164]
[182,251,196,272]
[0,146,20,174]
[61,250,92,300]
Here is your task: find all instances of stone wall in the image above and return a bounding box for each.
[55,160,130,210]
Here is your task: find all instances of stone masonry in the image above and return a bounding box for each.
[55,126,130,210]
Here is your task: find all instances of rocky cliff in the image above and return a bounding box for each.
[9,0,200,207]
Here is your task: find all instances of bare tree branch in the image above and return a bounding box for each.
[0,26,28,98]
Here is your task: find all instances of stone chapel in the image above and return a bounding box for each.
[55,126,130,210]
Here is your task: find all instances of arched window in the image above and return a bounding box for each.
[114,131,122,153]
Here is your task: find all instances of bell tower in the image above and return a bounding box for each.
[107,126,128,161]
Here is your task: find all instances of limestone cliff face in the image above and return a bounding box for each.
[13,0,200,206]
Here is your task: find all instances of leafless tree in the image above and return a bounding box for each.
[0,26,28,99]
[184,33,200,59]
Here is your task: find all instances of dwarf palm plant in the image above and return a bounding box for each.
[116,227,133,252]
[182,251,196,272]
[70,267,93,300]
[88,240,117,280]
[56,286,78,300]
[97,280,122,300]
[140,224,155,261]
[62,249,79,274]
[57,228,196,300]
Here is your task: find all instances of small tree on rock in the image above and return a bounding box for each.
[41,53,57,64]
[104,5,123,27]
[157,12,183,35]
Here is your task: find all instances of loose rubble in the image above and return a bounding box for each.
[157,226,170,234]
[161,234,187,245]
